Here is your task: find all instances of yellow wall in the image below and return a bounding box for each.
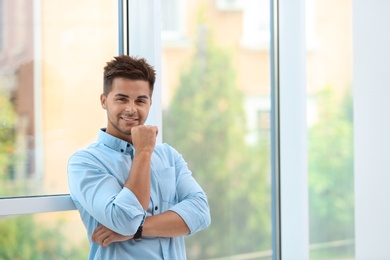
[41,1,117,193]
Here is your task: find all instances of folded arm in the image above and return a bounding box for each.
[68,152,146,236]
[91,192,210,246]
[89,144,211,245]
[92,210,188,246]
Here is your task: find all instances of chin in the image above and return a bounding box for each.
[115,125,132,136]
[120,128,132,135]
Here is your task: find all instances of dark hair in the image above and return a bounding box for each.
[103,55,156,95]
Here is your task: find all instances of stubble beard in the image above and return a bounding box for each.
[109,117,133,136]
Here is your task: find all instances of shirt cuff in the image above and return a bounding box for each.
[114,186,146,219]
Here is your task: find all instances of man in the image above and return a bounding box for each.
[67,55,211,259]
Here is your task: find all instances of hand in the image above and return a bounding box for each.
[131,125,158,154]
[92,225,133,247]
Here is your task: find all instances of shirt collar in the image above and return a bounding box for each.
[98,128,134,154]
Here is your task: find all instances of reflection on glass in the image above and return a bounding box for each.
[0,1,117,197]
[0,0,117,258]
[0,0,35,197]
[161,1,272,259]
[306,0,354,259]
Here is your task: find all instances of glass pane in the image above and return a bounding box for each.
[0,211,88,258]
[0,0,117,197]
[161,1,272,259]
[306,0,354,258]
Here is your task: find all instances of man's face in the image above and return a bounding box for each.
[101,77,152,143]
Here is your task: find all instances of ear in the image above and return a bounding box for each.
[100,94,107,110]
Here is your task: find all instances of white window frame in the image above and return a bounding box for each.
[0,195,75,215]
[354,0,390,258]
[279,0,309,255]
[271,0,309,259]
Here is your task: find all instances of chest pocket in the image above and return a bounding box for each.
[155,167,177,208]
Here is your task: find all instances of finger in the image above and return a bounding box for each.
[93,226,109,244]
[103,236,113,247]
[100,231,116,247]
[148,125,158,137]
[92,225,103,242]
[93,225,105,237]
[97,231,110,246]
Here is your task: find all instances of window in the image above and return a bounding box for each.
[0,0,118,198]
[4,1,386,259]
[162,1,272,258]
[305,1,354,257]
[1,1,274,259]
[0,0,118,256]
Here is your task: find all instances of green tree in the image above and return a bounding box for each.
[308,87,354,257]
[163,25,271,259]
[0,92,16,183]
[0,91,89,259]
[0,215,88,260]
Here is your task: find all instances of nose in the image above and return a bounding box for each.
[125,101,136,113]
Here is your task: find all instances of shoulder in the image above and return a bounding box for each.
[68,142,104,164]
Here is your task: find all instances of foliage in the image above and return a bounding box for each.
[0,91,89,259]
[163,26,271,259]
[308,87,354,249]
[0,92,16,181]
[0,215,88,260]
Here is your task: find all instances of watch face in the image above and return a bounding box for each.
[134,225,143,241]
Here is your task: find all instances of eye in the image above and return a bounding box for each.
[137,99,146,104]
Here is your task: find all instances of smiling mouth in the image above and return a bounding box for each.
[121,116,138,122]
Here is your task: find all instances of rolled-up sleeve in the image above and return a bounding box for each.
[68,151,145,236]
[169,192,210,234]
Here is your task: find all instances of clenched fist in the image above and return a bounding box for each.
[131,125,158,155]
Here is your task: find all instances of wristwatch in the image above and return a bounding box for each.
[133,225,143,241]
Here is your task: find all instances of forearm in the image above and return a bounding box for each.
[69,156,146,235]
[143,211,190,237]
[124,151,151,210]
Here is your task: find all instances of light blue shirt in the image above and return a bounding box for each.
[67,129,211,260]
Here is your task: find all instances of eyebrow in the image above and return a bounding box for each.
[114,93,150,99]
[137,95,150,100]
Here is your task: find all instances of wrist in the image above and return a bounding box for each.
[133,150,153,160]
[135,149,154,157]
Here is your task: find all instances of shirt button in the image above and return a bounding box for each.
[120,149,124,152]
[127,144,130,147]
[154,206,158,211]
